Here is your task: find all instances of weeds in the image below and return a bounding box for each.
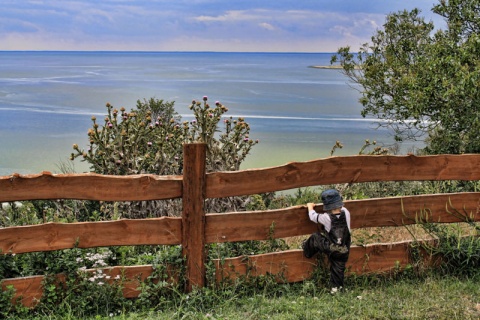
[404,201,480,277]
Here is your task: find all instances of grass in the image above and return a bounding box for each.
[68,272,480,320]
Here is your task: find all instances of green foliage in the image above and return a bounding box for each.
[71,96,257,176]
[266,188,323,210]
[405,200,480,277]
[69,96,258,217]
[331,0,480,154]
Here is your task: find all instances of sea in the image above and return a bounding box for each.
[0,51,420,176]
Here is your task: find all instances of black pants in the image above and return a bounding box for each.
[303,232,349,288]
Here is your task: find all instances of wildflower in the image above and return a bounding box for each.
[91,116,96,121]
[73,144,79,150]
[108,122,113,128]
[203,96,208,101]
[209,113,213,118]
[147,142,152,147]
[244,138,249,142]
[215,101,220,106]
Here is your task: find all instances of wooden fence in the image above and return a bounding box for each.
[1,143,480,307]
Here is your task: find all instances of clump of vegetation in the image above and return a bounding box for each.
[405,203,480,277]
[68,96,259,218]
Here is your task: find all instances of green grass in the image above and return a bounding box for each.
[74,273,480,320]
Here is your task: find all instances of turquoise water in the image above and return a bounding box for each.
[0,51,417,175]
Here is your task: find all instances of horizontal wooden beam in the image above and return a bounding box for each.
[214,240,415,284]
[0,172,182,202]
[1,264,179,308]
[206,154,480,198]
[205,193,480,243]
[0,217,182,254]
[3,193,474,255]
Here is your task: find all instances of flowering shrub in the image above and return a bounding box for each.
[71,96,258,217]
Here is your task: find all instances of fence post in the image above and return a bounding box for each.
[182,143,207,292]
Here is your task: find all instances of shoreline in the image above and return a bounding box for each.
[309,65,343,69]
[309,65,361,70]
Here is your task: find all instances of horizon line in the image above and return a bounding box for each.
[0,50,337,54]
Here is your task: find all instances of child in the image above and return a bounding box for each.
[302,189,351,292]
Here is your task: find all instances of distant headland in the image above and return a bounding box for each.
[308,65,343,69]
[309,65,361,70]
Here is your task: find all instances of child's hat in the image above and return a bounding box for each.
[321,189,343,211]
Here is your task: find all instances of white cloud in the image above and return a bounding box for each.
[0,1,441,52]
[259,22,275,31]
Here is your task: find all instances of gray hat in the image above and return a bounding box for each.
[321,189,343,211]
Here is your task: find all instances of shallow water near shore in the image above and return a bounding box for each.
[0,51,420,176]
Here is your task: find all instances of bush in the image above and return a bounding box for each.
[70,96,259,218]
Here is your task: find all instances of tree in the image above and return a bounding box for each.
[71,97,258,218]
[331,0,480,154]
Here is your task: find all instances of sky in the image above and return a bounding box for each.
[1,0,443,52]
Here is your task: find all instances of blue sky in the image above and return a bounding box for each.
[1,0,442,52]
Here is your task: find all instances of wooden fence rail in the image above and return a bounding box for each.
[1,143,480,307]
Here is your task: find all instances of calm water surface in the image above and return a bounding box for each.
[0,52,416,175]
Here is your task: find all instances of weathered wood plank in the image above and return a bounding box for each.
[206,154,480,198]
[1,275,57,308]
[214,241,415,284]
[1,264,180,308]
[214,250,317,284]
[182,143,207,291]
[0,218,182,254]
[205,193,480,243]
[0,172,182,202]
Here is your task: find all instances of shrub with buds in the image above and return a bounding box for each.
[71,96,258,217]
